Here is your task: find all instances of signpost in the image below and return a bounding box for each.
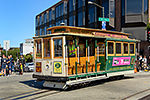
[102,21,106,30]
[98,17,109,30]
[4,40,10,56]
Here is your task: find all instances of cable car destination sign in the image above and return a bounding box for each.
[93,32,128,39]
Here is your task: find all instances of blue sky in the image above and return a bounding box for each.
[0,0,60,47]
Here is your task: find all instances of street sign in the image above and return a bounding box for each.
[98,17,109,22]
[102,21,106,30]
[3,40,10,51]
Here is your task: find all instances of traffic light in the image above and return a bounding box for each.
[147,29,150,42]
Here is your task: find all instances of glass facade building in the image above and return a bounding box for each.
[35,0,148,41]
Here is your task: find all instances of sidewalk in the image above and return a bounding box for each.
[0,72,33,76]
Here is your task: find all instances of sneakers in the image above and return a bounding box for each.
[139,70,142,72]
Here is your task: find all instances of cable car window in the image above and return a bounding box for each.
[54,38,62,57]
[116,43,121,54]
[124,43,128,54]
[44,38,50,57]
[130,44,134,54]
[36,40,42,58]
[108,42,114,54]
[98,43,105,54]
[88,39,95,56]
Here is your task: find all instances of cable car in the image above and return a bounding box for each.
[33,26,138,89]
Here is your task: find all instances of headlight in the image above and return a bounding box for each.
[45,65,49,70]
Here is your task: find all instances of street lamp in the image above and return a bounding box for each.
[88,1,104,18]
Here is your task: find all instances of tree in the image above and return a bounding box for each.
[24,54,33,63]
[1,48,20,61]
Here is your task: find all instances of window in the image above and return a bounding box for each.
[73,16,76,26]
[35,40,42,58]
[116,43,121,54]
[69,0,73,12]
[102,0,109,18]
[44,26,47,35]
[109,0,115,18]
[64,19,67,26]
[78,0,83,8]
[36,30,38,36]
[44,38,51,58]
[69,16,73,26]
[89,8,95,23]
[78,12,83,26]
[108,42,114,54]
[124,43,128,54]
[126,0,142,15]
[130,43,135,54]
[40,15,42,25]
[52,9,55,20]
[54,38,63,57]
[44,13,46,23]
[73,0,76,10]
[144,0,148,14]
[64,2,67,14]
[122,0,125,16]
[60,3,64,16]
[36,18,38,27]
[56,6,59,18]
[49,10,52,21]
[40,28,42,35]
[98,43,105,54]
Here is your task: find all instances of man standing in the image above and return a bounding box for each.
[10,55,14,73]
[1,54,6,76]
[68,40,75,57]
[19,54,25,75]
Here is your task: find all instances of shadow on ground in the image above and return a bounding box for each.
[19,76,134,91]
[19,80,45,89]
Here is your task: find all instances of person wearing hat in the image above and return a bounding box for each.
[19,54,25,75]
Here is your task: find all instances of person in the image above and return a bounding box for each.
[142,55,147,70]
[19,54,25,75]
[139,55,143,72]
[0,55,2,72]
[1,54,7,76]
[10,55,14,74]
[68,40,75,57]
[6,55,11,76]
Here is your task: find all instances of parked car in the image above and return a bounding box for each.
[24,63,34,72]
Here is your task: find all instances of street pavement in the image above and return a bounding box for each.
[0,72,150,100]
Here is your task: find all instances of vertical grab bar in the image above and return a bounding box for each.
[88,46,90,62]
[77,46,79,63]
[97,46,99,62]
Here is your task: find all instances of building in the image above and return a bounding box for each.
[35,0,149,56]
[20,39,33,55]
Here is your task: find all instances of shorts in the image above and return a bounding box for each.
[8,66,11,70]
[2,64,6,69]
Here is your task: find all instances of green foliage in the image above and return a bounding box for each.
[146,19,150,29]
[24,54,33,63]
[146,22,150,29]
[1,48,20,61]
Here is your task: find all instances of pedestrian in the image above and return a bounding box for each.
[7,55,11,76]
[139,55,143,72]
[10,55,14,74]
[0,55,2,73]
[19,54,25,75]
[1,54,7,76]
[142,55,147,70]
